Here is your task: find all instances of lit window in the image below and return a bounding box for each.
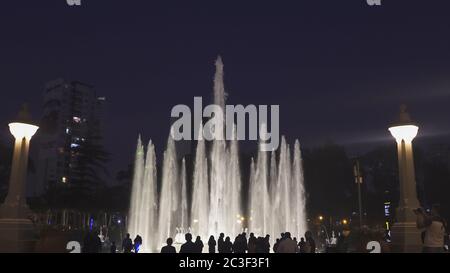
[66,128,70,134]
[71,143,80,148]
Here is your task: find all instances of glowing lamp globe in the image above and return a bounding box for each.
[388,125,418,143]
[388,105,418,143]
[8,104,39,140]
[9,122,39,140]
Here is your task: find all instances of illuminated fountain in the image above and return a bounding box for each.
[128,57,307,252]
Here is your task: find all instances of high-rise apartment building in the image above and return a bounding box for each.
[35,79,107,196]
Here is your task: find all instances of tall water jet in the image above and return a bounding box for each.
[269,150,278,239]
[190,127,209,239]
[292,140,307,239]
[208,56,239,236]
[140,140,158,252]
[128,136,145,240]
[180,158,188,230]
[248,157,256,228]
[249,139,270,236]
[226,125,243,236]
[157,133,179,248]
[285,143,292,232]
[279,140,293,233]
[127,138,158,252]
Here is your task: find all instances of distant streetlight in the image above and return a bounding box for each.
[388,105,421,252]
[318,215,324,221]
[0,104,39,252]
[353,160,363,228]
[342,219,348,225]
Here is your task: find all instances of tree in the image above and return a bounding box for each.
[302,143,354,219]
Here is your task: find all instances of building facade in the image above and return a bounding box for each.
[35,79,107,196]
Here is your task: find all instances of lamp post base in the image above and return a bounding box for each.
[390,222,422,253]
[0,218,38,253]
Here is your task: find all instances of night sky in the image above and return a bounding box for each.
[1,0,450,176]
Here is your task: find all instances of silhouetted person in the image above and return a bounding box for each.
[134,235,143,253]
[180,233,197,253]
[233,234,246,253]
[208,236,217,253]
[298,237,307,253]
[218,233,225,253]
[248,233,257,253]
[194,236,204,253]
[110,241,117,253]
[277,232,297,253]
[242,233,248,252]
[417,204,447,253]
[305,231,316,253]
[264,235,271,253]
[161,238,177,253]
[122,233,133,253]
[273,238,280,253]
[233,233,248,253]
[255,237,265,253]
[223,237,233,253]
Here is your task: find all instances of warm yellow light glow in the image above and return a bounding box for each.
[9,122,39,140]
[240,217,245,221]
[193,219,199,223]
[62,177,67,183]
[342,219,348,225]
[318,215,324,221]
[388,125,418,143]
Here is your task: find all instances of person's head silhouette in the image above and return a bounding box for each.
[185,233,193,242]
[167,238,173,246]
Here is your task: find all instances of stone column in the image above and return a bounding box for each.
[0,131,38,252]
[389,106,422,253]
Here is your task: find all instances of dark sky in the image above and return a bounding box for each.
[1,0,450,176]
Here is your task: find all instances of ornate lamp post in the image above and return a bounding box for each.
[388,105,421,252]
[0,104,39,252]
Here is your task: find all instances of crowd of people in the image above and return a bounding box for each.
[81,205,448,253]
[160,231,317,254]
